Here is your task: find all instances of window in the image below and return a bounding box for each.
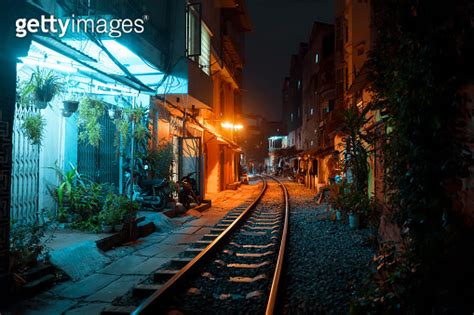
[200,24,211,75]
[291,113,294,122]
[310,107,314,116]
[315,52,319,64]
[186,3,201,57]
[297,80,301,90]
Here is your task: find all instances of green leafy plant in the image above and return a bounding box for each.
[78,97,105,147]
[338,105,374,195]
[100,193,138,227]
[21,113,46,146]
[147,141,175,180]
[113,106,149,151]
[49,163,85,222]
[351,0,474,313]
[22,67,63,106]
[10,220,48,272]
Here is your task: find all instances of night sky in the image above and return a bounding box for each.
[243,0,333,121]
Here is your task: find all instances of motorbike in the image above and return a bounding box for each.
[124,163,173,212]
[178,172,201,209]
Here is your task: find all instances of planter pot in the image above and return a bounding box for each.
[349,213,360,229]
[62,109,73,117]
[102,225,113,233]
[35,101,49,109]
[63,100,79,113]
[114,224,124,232]
[336,210,343,221]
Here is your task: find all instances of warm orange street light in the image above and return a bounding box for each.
[221,122,244,130]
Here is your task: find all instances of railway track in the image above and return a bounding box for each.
[103,176,289,315]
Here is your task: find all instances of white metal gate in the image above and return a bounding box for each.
[10,104,40,223]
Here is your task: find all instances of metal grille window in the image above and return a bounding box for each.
[77,113,119,187]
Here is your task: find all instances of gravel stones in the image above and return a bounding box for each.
[282,181,375,314]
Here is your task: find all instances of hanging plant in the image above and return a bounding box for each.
[78,97,105,147]
[115,118,130,148]
[21,113,46,146]
[22,67,63,109]
[62,100,79,117]
[134,124,148,142]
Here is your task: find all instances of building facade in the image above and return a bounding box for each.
[153,0,251,196]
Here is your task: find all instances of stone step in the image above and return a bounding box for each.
[192,240,212,248]
[102,306,136,315]
[210,228,226,233]
[168,257,193,268]
[183,248,202,257]
[202,234,218,240]
[20,264,55,282]
[154,269,180,283]
[22,274,56,295]
[133,283,163,298]
[220,219,235,224]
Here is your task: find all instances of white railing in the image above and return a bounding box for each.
[11,104,40,223]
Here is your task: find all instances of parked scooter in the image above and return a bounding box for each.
[178,172,201,209]
[124,163,172,211]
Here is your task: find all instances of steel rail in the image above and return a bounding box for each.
[133,176,268,315]
[265,176,289,315]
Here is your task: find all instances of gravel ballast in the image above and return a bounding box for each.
[282,181,375,314]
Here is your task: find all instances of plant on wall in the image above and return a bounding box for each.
[21,113,46,146]
[22,67,63,109]
[78,97,105,147]
[113,105,150,152]
[351,0,474,313]
[338,105,374,195]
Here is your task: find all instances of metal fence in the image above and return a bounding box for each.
[10,104,40,223]
[77,113,120,188]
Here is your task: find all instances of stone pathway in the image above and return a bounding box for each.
[4,181,260,315]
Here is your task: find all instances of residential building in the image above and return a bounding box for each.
[300,22,336,191]
[153,0,251,196]
[282,43,308,153]
[0,0,251,291]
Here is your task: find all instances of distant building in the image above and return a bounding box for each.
[282,43,308,153]
[241,113,284,173]
[300,22,336,191]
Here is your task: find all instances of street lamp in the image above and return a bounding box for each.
[221,122,244,131]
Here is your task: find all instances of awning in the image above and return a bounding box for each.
[22,34,165,94]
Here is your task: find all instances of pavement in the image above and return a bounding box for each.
[4,181,260,315]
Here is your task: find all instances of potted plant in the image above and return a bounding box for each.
[346,189,370,229]
[101,193,138,232]
[21,113,46,146]
[328,181,348,222]
[62,100,79,117]
[22,67,62,109]
[49,163,85,223]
